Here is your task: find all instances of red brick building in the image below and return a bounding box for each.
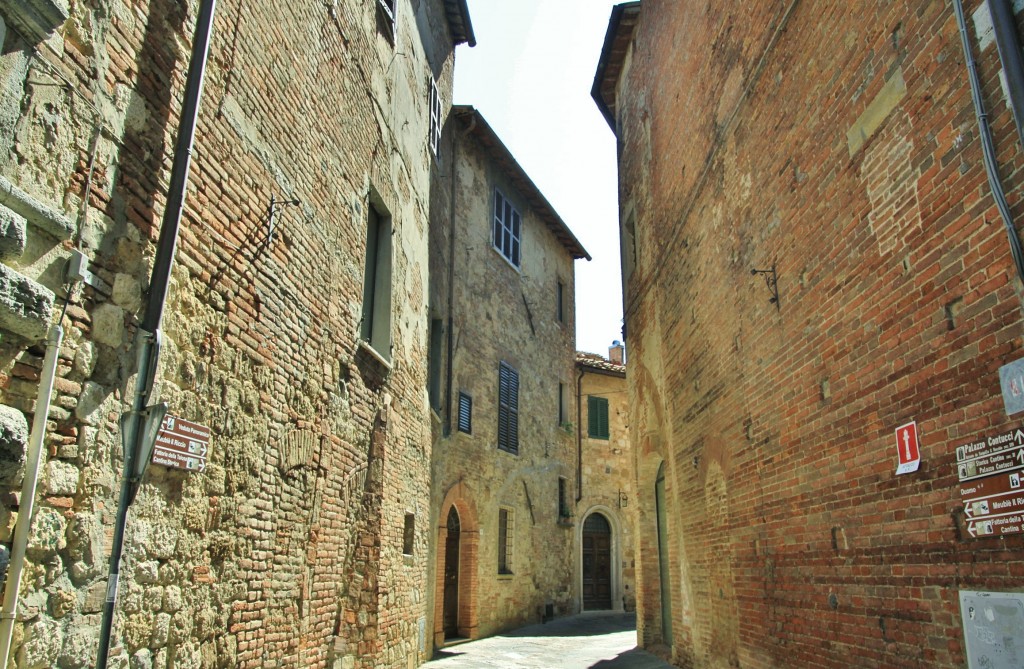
[595,1,1024,667]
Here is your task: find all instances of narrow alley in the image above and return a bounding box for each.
[421,613,671,669]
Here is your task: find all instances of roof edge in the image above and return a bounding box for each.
[591,2,642,133]
[453,105,591,261]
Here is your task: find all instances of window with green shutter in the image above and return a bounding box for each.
[498,362,519,453]
[588,396,609,439]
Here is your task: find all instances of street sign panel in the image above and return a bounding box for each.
[999,358,1024,416]
[152,414,210,473]
[959,591,1024,669]
[955,428,1024,482]
[894,421,920,475]
[960,470,1024,538]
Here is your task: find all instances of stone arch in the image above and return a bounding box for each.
[576,505,626,612]
[433,481,480,646]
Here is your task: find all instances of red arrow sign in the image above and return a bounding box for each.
[895,421,921,475]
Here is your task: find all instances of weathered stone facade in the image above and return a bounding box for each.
[426,106,590,647]
[0,1,472,667]
[576,348,635,614]
[598,0,1024,667]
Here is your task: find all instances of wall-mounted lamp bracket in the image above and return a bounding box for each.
[750,264,780,309]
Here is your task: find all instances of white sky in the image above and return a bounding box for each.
[452,0,623,358]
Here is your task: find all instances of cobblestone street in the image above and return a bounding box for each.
[422,613,672,669]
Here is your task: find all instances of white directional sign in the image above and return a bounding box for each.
[152,414,211,472]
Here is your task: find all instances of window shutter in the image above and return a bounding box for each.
[498,362,519,453]
[588,396,609,439]
[458,392,472,434]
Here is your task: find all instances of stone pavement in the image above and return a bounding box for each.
[422,612,673,669]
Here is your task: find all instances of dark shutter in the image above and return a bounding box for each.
[458,392,472,434]
[498,362,519,453]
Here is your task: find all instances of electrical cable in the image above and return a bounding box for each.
[953,0,1024,286]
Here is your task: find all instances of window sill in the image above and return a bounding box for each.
[357,339,392,371]
[557,517,574,528]
[496,572,514,581]
[491,246,522,273]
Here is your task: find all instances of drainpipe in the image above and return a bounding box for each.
[576,366,584,502]
[0,324,63,666]
[953,0,1024,285]
[990,0,1024,146]
[95,0,217,666]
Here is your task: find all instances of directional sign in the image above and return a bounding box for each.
[152,414,211,473]
[955,428,1024,482]
[961,470,1024,538]
[894,421,921,475]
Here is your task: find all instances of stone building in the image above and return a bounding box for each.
[426,105,590,647]
[575,344,635,614]
[0,1,472,667]
[596,1,1024,667]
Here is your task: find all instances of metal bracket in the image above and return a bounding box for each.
[750,264,780,309]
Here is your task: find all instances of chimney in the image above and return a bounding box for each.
[609,340,625,365]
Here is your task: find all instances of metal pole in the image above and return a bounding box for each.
[95,0,217,665]
[0,325,63,666]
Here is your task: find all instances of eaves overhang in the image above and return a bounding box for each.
[453,105,591,261]
[444,0,476,47]
[591,2,642,133]
[576,352,626,378]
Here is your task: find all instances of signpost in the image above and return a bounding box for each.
[152,414,210,472]
[895,421,921,475]
[956,427,1024,538]
[955,428,1024,482]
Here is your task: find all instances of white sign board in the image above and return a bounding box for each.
[959,590,1024,669]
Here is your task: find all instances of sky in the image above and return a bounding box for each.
[452,0,623,358]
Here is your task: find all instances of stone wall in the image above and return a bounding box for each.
[577,352,635,613]
[608,1,1024,667]
[0,0,463,667]
[427,107,585,647]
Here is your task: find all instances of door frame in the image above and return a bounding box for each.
[575,505,624,612]
[433,483,480,648]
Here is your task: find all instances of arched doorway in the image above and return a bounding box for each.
[582,512,613,610]
[443,507,461,637]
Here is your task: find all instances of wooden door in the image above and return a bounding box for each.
[582,513,612,610]
[443,508,460,637]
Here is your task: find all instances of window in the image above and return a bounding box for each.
[492,190,521,268]
[429,77,442,157]
[558,382,566,426]
[588,396,609,440]
[377,0,396,43]
[497,362,519,453]
[558,477,570,518]
[360,197,393,362]
[458,391,472,434]
[498,508,513,574]
[556,280,565,323]
[403,513,415,555]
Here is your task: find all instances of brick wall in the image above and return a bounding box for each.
[0,1,462,667]
[611,1,1024,667]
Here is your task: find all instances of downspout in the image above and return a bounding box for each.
[95,0,217,666]
[444,112,475,435]
[576,365,584,503]
[0,324,63,665]
[990,0,1024,146]
[953,0,1024,285]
